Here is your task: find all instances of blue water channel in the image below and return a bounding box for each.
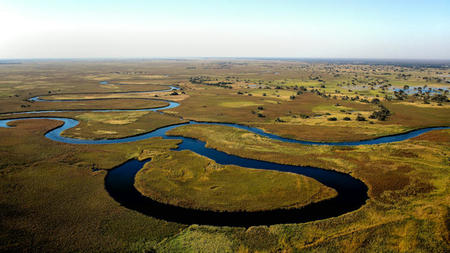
[1,85,448,226]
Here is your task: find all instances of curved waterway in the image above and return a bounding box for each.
[1,85,448,226]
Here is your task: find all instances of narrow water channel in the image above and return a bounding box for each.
[1,86,447,226]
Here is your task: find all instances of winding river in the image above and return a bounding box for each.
[1,85,448,226]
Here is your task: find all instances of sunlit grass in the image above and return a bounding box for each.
[135,150,337,212]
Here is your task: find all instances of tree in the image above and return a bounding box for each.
[431,94,448,103]
[369,105,391,121]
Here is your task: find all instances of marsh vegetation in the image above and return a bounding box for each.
[0,59,449,252]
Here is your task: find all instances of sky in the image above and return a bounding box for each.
[1,0,449,59]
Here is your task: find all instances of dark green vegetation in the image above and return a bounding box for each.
[135,150,336,212]
[0,59,449,252]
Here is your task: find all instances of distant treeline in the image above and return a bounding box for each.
[237,57,450,68]
[189,76,233,88]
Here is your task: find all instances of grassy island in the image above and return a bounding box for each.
[135,150,337,212]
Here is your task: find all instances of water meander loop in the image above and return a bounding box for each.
[1,85,448,226]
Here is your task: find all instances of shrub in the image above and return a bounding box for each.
[299,114,310,119]
[371,98,381,104]
[431,94,448,103]
[369,105,391,121]
[356,115,366,121]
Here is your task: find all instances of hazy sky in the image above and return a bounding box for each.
[1,0,449,59]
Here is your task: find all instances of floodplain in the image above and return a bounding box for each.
[0,59,449,252]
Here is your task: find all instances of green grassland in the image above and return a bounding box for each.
[1,119,448,251]
[0,60,449,252]
[0,119,186,252]
[0,110,187,140]
[64,111,187,139]
[167,124,450,252]
[135,150,336,212]
[0,97,169,114]
[168,84,449,142]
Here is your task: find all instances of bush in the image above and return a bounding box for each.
[327,117,337,121]
[299,114,310,119]
[343,117,351,121]
[431,94,448,103]
[371,98,381,104]
[369,105,391,121]
[356,115,366,121]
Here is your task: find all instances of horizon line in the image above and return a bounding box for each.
[1,57,450,62]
